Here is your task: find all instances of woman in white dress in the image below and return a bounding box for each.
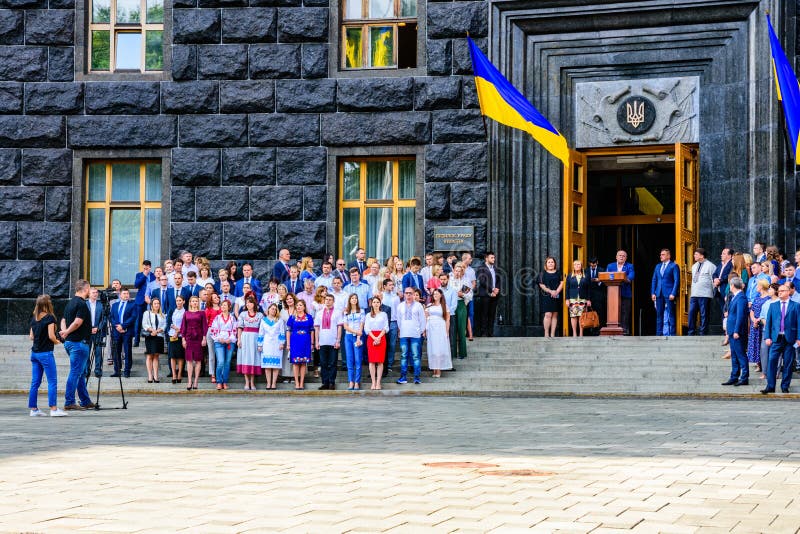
[236,296,263,390]
[259,279,281,314]
[257,303,285,390]
[425,289,452,378]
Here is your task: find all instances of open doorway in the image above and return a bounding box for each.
[563,145,698,336]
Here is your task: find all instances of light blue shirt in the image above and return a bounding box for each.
[746,273,770,303]
[344,281,372,309]
[440,285,458,315]
[315,273,335,290]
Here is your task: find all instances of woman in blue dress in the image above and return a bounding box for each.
[286,299,315,390]
[746,279,770,369]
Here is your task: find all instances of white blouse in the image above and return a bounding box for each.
[364,311,389,333]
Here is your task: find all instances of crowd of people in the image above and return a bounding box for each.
[26,248,502,415]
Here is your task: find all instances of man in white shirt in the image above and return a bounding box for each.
[688,247,717,335]
[330,276,348,313]
[420,253,434,286]
[314,294,342,390]
[315,261,335,290]
[168,260,185,288]
[396,286,426,385]
[381,279,401,374]
[180,250,198,276]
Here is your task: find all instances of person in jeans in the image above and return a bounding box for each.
[210,300,237,390]
[58,279,95,411]
[396,286,426,385]
[28,294,67,417]
[314,294,342,390]
[341,293,365,391]
[380,279,400,376]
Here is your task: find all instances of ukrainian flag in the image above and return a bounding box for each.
[467,37,569,165]
[767,14,800,161]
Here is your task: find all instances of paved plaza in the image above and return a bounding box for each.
[1,395,799,533]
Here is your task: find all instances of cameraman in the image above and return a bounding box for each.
[59,280,95,411]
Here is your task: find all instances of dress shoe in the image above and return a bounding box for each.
[318,384,329,390]
[733,380,748,386]
[82,402,96,409]
[110,373,121,377]
[782,388,790,393]
[123,372,130,378]
[721,380,736,386]
[63,404,86,411]
[760,388,775,394]
[329,383,335,390]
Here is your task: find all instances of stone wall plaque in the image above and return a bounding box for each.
[433,225,475,252]
[575,77,699,148]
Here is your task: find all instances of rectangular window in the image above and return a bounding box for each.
[88,0,164,73]
[339,158,416,264]
[341,0,417,70]
[84,161,163,287]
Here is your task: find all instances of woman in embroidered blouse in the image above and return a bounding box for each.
[234,282,251,318]
[279,292,296,382]
[260,278,281,313]
[210,300,237,390]
[236,296,263,391]
[258,303,285,390]
[286,299,314,390]
[205,292,221,383]
[141,297,166,383]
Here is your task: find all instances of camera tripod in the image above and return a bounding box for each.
[84,299,128,410]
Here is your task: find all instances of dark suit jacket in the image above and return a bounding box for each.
[402,271,428,299]
[150,286,173,317]
[333,269,350,284]
[725,292,748,337]
[587,265,606,301]
[133,272,155,305]
[272,261,291,283]
[475,265,500,297]
[712,261,733,296]
[283,278,304,295]
[348,260,367,276]
[565,274,590,300]
[764,299,800,343]
[180,284,202,303]
[651,261,680,299]
[606,262,635,298]
[234,278,263,301]
[111,300,137,334]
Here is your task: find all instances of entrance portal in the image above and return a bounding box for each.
[562,145,699,336]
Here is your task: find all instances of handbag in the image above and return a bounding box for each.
[580,306,599,329]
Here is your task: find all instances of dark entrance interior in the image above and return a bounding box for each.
[586,153,676,335]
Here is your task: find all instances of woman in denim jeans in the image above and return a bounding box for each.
[210,300,237,390]
[342,294,365,391]
[28,295,67,417]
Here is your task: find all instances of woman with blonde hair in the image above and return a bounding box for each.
[299,257,317,284]
[258,303,285,390]
[565,260,591,337]
[141,297,166,383]
[28,295,67,416]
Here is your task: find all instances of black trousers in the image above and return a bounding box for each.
[474,296,499,337]
[319,345,338,386]
[620,297,632,335]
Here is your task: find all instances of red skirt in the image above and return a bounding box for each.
[366,331,386,364]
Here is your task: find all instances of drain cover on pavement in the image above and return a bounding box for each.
[479,469,554,476]
[423,462,499,468]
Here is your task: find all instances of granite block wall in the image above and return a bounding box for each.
[0,0,490,333]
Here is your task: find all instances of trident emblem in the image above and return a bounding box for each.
[626,100,645,128]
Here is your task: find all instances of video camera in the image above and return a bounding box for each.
[97,287,118,305]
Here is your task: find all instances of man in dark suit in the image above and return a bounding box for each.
[712,247,733,316]
[333,258,350,285]
[110,288,137,378]
[721,277,749,387]
[606,250,635,335]
[650,248,680,336]
[401,258,427,301]
[151,273,172,318]
[133,260,155,347]
[474,251,501,337]
[761,283,800,394]
[234,263,263,301]
[272,249,292,283]
[86,287,107,377]
[284,265,304,295]
[181,271,201,303]
[348,248,367,275]
[587,257,605,332]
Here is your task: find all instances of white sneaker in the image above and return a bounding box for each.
[50,409,68,417]
[30,409,47,417]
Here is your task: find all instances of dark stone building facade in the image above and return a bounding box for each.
[0,0,797,335]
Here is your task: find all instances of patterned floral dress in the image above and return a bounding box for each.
[286,313,314,365]
[257,316,286,369]
[747,294,769,364]
[237,311,263,374]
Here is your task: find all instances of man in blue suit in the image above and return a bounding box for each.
[234,263,262,301]
[283,265,304,295]
[180,271,201,303]
[348,248,367,276]
[721,278,749,387]
[650,248,680,336]
[712,247,733,316]
[133,260,155,347]
[402,258,428,301]
[606,250,635,335]
[272,249,292,283]
[151,274,173,318]
[110,288,137,377]
[761,283,800,394]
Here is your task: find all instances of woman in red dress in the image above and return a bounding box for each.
[180,296,207,390]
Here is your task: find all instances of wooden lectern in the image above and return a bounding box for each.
[598,271,627,336]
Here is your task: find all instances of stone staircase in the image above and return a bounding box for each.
[0,335,788,396]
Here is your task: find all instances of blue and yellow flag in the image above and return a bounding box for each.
[467,37,569,165]
[768,15,800,161]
